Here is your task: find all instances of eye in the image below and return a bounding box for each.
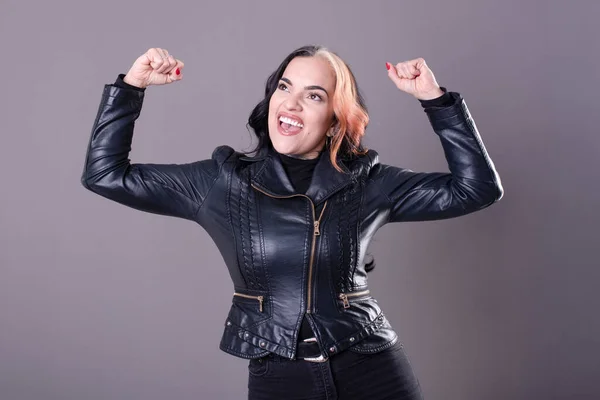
[308,92,323,102]
[277,82,288,91]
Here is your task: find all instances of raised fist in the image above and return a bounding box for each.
[123,47,184,89]
[385,58,443,101]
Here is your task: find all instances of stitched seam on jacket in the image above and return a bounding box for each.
[348,185,360,289]
[249,188,261,289]
[325,230,339,316]
[195,149,231,218]
[220,343,269,359]
[352,178,366,286]
[331,316,381,347]
[82,88,110,189]
[336,197,345,293]
[239,180,251,287]
[256,186,272,309]
[460,102,502,198]
[347,192,353,290]
[349,334,399,353]
[225,319,291,351]
[368,174,444,224]
[225,164,236,263]
[140,176,202,218]
[367,176,394,224]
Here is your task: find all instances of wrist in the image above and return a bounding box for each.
[415,87,444,101]
[123,74,147,89]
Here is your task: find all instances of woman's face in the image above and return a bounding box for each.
[268,56,336,159]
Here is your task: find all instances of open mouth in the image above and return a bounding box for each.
[278,114,304,135]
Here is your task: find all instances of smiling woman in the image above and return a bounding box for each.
[248,45,370,168]
[82,44,503,400]
[268,56,336,158]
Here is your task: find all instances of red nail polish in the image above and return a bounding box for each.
[385,62,391,70]
[176,68,180,75]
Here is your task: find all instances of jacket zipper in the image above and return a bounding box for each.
[233,292,264,312]
[250,183,327,314]
[339,289,370,309]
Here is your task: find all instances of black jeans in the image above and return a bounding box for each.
[247,339,424,400]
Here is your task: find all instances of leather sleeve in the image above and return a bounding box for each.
[81,83,233,220]
[369,91,504,223]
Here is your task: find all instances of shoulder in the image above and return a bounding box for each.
[210,145,266,174]
[344,148,381,177]
[346,148,414,184]
[211,145,237,164]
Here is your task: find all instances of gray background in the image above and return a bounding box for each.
[1,0,598,399]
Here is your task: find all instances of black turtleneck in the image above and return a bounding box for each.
[277,152,320,193]
[111,73,454,342]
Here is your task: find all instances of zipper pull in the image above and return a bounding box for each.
[314,221,320,236]
[339,293,350,309]
[257,296,264,312]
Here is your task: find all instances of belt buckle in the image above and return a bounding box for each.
[300,337,329,363]
[302,354,328,363]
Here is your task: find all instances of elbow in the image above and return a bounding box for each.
[458,178,504,212]
[80,171,104,194]
[494,181,505,202]
[80,174,92,191]
[488,171,505,203]
[80,167,98,192]
[487,166,504,203]
[477,180,504,209]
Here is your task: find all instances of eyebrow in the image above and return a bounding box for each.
[280,77,329,96]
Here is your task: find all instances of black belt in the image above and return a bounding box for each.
[261,337,327,362]
[295,338,324,359]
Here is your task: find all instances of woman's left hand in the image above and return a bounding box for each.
[386,58,444,101]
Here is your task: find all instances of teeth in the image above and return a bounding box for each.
[279,115,303,128]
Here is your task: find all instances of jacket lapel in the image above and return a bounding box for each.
[249,145,354,204]
[250,146,296,196]
[305,150,354,205]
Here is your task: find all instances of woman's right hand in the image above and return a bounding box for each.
[123,47,184,89]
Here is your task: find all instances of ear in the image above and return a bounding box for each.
[327,124,338,137]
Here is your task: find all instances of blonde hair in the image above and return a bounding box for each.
[314,48,370,172]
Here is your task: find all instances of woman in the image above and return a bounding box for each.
[81,45,503,399]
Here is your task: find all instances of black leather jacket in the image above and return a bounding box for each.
[81,83,503,361]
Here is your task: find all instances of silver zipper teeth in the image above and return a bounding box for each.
[338,290,370,309]
[233,292,264,312]
[250,183,327,314]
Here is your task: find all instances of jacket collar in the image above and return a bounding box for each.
[244,144,355,205]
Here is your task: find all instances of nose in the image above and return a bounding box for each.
[283,93,302,111]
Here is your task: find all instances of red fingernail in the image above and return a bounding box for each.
[176,68,180,75]
[385,62,391,70]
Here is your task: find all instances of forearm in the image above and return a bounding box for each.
[372,89,504,223]
[81,84,143,190]
[425,91,504,203]
[80,82,209,220]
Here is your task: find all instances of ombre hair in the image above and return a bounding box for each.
[246,45,370,172]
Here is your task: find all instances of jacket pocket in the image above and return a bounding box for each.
[227,288,271,328]
[338,289,371,309]
[233,291,265,312]
[347,322,399,354]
